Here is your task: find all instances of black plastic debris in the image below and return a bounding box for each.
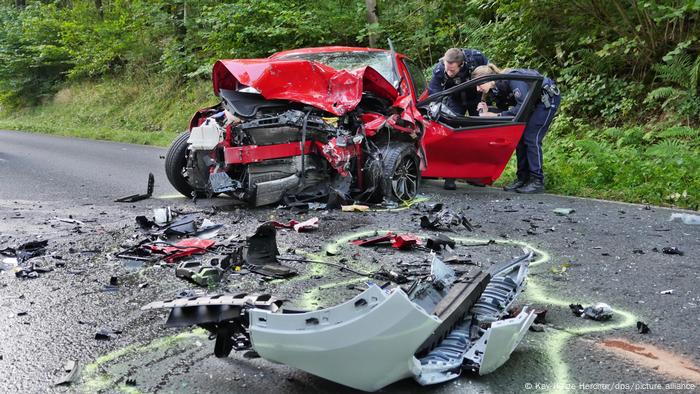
[244,223,280,266]
[441,247,474,265]
[135,215,157,230]
[54,360,80,386]
[104,276,120,292]
[533,309,548,324]
[415,202,444,213]
[125,378,137,387]
[209,171,239,193]
[115,173,154,202]
[164,214,198,236]
[420,208,473,231]
[425,234,456,251]
[2,240,49,263]
[637,321,650,334]
[570,302,613,321]
[248,264,296,279]
[661,246,684,256]
[175,289,206,299]
[95,327,122,340]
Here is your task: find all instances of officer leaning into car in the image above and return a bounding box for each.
[471,63,561,194]
[428,47,488,190]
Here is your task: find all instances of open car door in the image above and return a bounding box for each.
[418,74,543,184]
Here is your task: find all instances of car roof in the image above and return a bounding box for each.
[270,46,407,60]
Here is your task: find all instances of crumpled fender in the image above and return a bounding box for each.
[212,59,397,116]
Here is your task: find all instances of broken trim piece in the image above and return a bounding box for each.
[249,285,440,392]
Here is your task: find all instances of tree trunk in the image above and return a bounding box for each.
[95,0,103,20]
[365,0,379,47]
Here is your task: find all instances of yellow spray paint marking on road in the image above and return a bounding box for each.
[156,194,186,199]
[80,328,208,393]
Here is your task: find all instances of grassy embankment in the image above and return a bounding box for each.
[0,76,698,210]
[0,75,215,146]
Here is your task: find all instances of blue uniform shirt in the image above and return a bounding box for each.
[492,69,555,117]
[428,49,488,115]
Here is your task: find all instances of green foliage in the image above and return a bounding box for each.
[645,46,700,124]
[0,3,72,106]
[533,122,700,210]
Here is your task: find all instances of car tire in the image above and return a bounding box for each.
[165,131,195,197]
[381,142,421,202]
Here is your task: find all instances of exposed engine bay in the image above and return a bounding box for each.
[165,59,422,207]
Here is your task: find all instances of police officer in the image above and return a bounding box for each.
[472,63,560,194]
[428,48,488,190]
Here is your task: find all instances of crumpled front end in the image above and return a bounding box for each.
[170,56,420,207]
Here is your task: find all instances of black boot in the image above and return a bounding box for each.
[443,179,457,190]
[503,178,528,192]
[515,179,544,194]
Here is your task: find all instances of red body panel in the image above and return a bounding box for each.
[212,60,396,116]
[223,141,313,164]
[420,123,526,184]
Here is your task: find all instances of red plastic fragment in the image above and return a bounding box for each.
[145,238,216,264]
[390,234,421,250]
[350,232,421,250]
[350,232,395,247]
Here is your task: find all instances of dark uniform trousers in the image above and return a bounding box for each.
[516,94,561,182]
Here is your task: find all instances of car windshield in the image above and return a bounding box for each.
[276,51,396,85]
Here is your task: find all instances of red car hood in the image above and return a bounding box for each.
[212,59,398,116]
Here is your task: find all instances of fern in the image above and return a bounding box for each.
[645,139,685,157]
[654,53,695,88]
[646,86,682,101]
[657,126,698,140]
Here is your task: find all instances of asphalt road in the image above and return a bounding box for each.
[1,130,699,394]
[0,130,176,201]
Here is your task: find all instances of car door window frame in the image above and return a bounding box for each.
[417,74,543,128]
[402,59,428,99]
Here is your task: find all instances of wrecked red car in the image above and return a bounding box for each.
[165,46,544,206]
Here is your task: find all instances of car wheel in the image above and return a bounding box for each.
[381,142,421,202]
[164,131,196,197]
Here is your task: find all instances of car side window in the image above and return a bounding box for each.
[403,60,427,97]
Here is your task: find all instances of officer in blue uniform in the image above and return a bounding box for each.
[472,64,560,194]
[428,48,488,190]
